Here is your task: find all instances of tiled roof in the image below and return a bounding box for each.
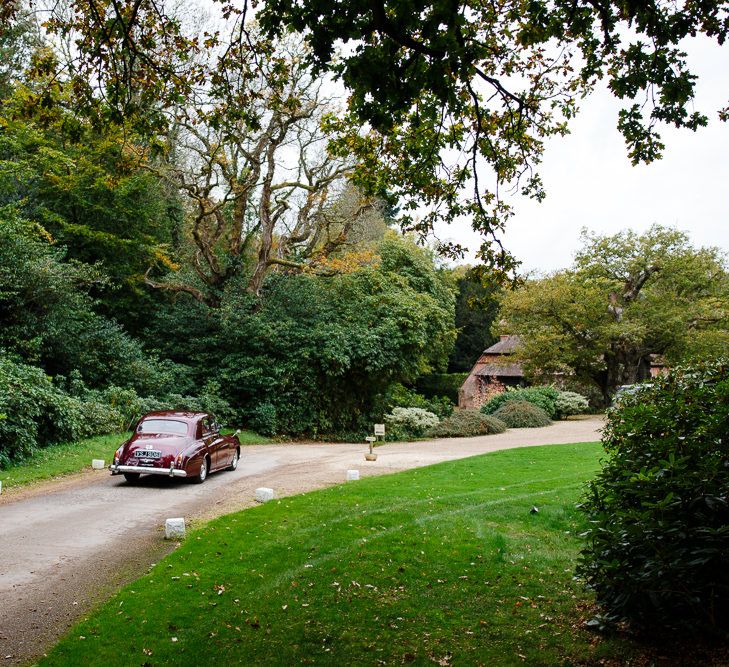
[482,335,521,354]
[475,363,524,378]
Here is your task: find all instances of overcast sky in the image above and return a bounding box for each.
[437,37,729,274]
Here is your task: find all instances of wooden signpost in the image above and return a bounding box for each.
[365,435,377,461]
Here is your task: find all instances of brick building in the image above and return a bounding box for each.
[458,335,525,409]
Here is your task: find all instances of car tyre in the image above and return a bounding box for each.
[193,457,209,484]
[227,449,240,472]
[123,472,141,484]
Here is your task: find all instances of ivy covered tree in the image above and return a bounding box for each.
[497,225,729,403]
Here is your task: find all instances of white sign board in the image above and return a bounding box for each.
[365,436,377,443]
[374,423,386,436]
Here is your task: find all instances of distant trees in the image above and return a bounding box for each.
[498,226,729,403]
[448,267,500,372]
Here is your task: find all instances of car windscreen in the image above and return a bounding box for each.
[137,419,188,435]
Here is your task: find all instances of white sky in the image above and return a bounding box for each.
[436,37,729,274]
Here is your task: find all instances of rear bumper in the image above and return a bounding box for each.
[110,464,187,478]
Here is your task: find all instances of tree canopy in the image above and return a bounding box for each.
[15,0,725,273]
[497,225,729,403]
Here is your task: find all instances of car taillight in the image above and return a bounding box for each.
[176,454,184,467]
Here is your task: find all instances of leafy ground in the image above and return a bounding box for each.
[41,442,639,666]
[0,430,269,490]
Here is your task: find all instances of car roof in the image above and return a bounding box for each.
[139,411,208,423]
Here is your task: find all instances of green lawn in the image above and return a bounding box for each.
[0,429,270,491]
[41,441,636,666]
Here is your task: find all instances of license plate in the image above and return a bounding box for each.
[135,450,161,459]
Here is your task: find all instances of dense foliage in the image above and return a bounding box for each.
[427,410,506,438]
[491,401,552,428]
[447,268,499,371]
[0,57,181,331]
[141,236,456,438]
[481,386,559,419]
[386,384,454,419]
[0,356,121,467]
[577,361,729,634]
[0,207,185,393]
[415,373,469,404]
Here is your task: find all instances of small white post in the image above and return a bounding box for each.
[346,469,360,481]
[91,459,105,470]
[0,480,3,495]
[165,518,186,540]
[255,487,275,503]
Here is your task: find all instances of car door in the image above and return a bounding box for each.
[201,416,226,470]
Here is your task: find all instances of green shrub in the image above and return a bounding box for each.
[0,356,127,466]
[387,383,454,419]
[384,407,440,440]
[577,360,729,634]
[415,373,469,403]
[554,391,590,418]
[426,410,507,438]
[214,238,456,438]
[481,386,559,418]
[247,403,279,436]
[491,401,552,428]
[87,383,236,430]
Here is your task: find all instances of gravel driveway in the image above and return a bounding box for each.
[0,417,603,664]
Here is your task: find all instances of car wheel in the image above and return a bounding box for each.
[193,457,209,484]
[123,472,140,484]
[227,449,240,472]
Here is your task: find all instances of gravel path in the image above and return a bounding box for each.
[0,417,603,664]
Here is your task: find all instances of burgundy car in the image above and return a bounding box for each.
[109,411,240,484]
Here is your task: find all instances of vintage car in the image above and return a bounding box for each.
[109,411,241,484]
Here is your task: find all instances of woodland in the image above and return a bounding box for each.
[1,0,728,466]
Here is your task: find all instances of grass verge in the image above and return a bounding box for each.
[41,441,636,665]
[0,429,269,491]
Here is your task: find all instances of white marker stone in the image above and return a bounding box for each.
[165,518,186,540]
[0,480,3,495]
[255,487,275,503]
[346,469,360,481]
[91,459,105,470]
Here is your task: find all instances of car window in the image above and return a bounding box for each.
[202,418,212,434]
[137,419,188,435]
